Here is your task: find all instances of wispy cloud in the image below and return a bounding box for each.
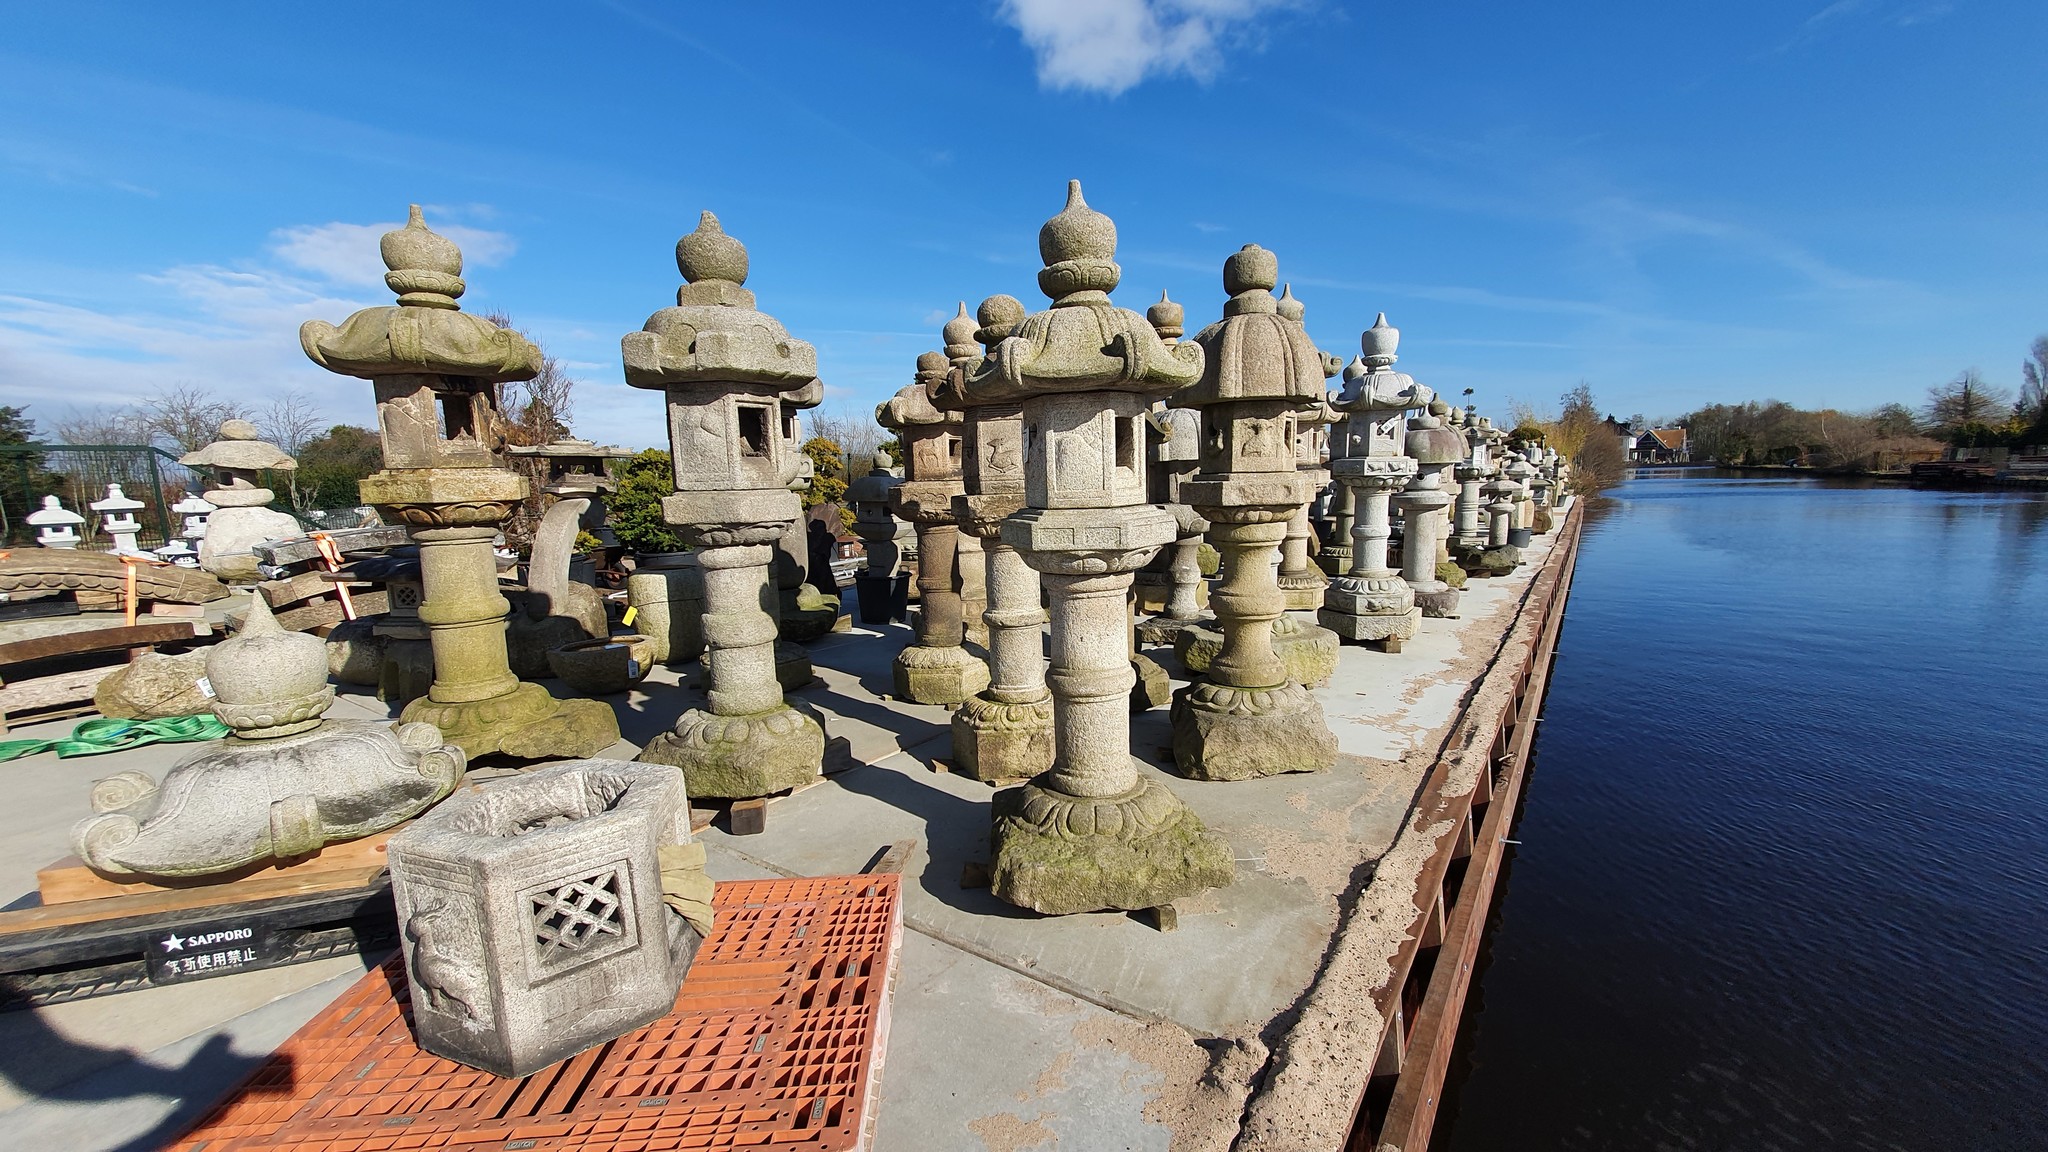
[268,218,515,288]
[998,0,1299,96]
[1767,0,1955,53]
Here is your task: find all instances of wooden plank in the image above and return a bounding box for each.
[0,864,392,937]
[0,665,121,713]
[36,825,401,905]
[729,797,768,836]
[1374,508,1581,1151]
[258,570,365,608]
[0,621,202,666]
[863,839,918,875]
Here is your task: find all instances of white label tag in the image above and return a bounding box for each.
[195,676,215,699]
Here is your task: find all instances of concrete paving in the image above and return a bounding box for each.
[0,534,1555,1151]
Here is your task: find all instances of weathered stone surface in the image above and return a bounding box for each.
[638,701,823,799]
[1169,680,1338,780]
[506,583,606,679]
[404,682,619,761]
[951,695,1055,784]
[891,641,989,706]
[325,617,385,686]
[92,649,212,720]
[0,549,230,602]
[198,506,303,583]
[990,775,1235,915]
[547,634,656,696]
[388,758,701,1079]
[625,552,704,665]
[1131,653,1172,711]
[1173,616,1338,690]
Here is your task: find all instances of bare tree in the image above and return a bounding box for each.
[2020,336,2048,432]
[808,397,887,473]
[480,311,577,554]
[138,384,244,455]
[1922,369,2010,437]
[54,405,150,446]
[258,388,325,510]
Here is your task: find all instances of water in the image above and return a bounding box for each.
[1436,472,2048,1152]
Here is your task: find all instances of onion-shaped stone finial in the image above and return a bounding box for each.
[1276,283,1304,323]
[975,294,1026,350]
[1360,312,1400,368]
[675,211,749,287]
[381,205,466,309]
[942,301,978,361]
[1035,180,1120,301]
[1148,290,1184,343]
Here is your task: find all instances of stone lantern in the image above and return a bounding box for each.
[846,450,911,624]
[619,210,825,799]
[1134,341,1211,648]
[1451,412,1492,552]
[774,374,837,646]
[1320,314,1433,644]
[939,293,1054,782]
[27,495,84,548]
[1398,398,1467,617]
[962,181,1231,915]
[171,493,215,542]
[1273,285,1339,610]
[1503,451,1537,547]
[300,205,620,761]
[879,353,989,707]
[90,483,146,555]
[1168,243,1341,782]
[179,420,302,581]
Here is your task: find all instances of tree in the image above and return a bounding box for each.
[484,311,578,554]
[608,449,685,554]
[1870,402,1919,439]
[801,435,848,510]
[295,424,383,511]
[138,384,244,456]
[2020,335,2048,436]
[1558,383,1623,493]
[0,406,61,545]
[807,400,887,476]
[258,388,325,510]
[1922,369,2011,445]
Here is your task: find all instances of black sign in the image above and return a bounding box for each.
[145,920,292,985]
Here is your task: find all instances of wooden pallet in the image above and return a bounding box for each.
[34,825,400,905]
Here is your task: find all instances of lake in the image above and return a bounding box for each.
[1436,471,2048,1151]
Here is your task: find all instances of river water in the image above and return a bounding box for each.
[1436,471,2048,1152]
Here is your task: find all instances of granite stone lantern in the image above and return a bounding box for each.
[1133,386,1210,645]
[846,451,911,625]
[300,205,620,760]
[1168,244,1341,782]
[879,354,989,707]
[180,420,302,581]
[939,294,1054,782]
[1398,399,1467,617]
[1274,285,1338,611]
[1450,412,1492,552]
[27,495,84,548]
[620,211,825,798]
[90,483,146,555]
[962,182,1232,915]
[388,758,702,1079]
[1320,314,1433,644]
[171,493,215,543]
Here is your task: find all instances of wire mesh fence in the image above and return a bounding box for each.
[1,443,218,550]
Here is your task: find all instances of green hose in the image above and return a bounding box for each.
[0,715,230,763]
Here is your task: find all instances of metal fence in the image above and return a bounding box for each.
[0,443,203,549]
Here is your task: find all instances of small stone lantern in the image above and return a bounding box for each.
[27,495,84,548]
[962,181,1232,915]
[179,420,302,581]
[388,758,702,1078]
[170,493,215,542]
[300,205,620,760]
[621,211,825,799]
[1133,292,1211,646]
[1168,244,1341,782]
[1321,314,1433,644]
[940,294,1054,782]
[1451,412,1492,551]
[90,483,146,555]
[846,450,911,624]
[880,354,989,707]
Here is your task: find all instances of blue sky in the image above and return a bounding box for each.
[1,0,2041,449]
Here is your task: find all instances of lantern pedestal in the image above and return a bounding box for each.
[990,774,1233,916]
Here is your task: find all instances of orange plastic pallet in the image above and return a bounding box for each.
[169,873,902,1152]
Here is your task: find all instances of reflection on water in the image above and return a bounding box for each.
[1435,471,2048,1152]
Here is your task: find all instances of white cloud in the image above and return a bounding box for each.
[998,0,1296,96]
[269,219,516,288]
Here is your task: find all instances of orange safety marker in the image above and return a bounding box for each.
[309,532,357,621]
[122,555,139,626]
[169,873,904,1152]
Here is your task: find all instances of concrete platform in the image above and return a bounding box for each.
[0,532,1558,1151]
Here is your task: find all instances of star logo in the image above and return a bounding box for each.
[161,933,186,952]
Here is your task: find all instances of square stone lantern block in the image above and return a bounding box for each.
[387,759,702,1079]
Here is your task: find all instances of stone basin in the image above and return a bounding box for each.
[546,634,656,695]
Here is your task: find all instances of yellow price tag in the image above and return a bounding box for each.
[622,605,638,626]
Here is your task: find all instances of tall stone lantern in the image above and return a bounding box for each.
[938,294,1053,782]
[301,206,620,761]
[621,211,826,798]
[1320,314,1433,644]
[1400,398,1468,616]
[846,451,910,625]
[1168,244,1341,781]
[1273,285,1338,610]
[879,355,989,707]
[962,182,1232,915]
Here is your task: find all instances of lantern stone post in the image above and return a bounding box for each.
[1167,244,1341,781]
[938,295,1054,782]
[880,355,990,707]
[1273,285,1337,610]
[963,182,1232,915]
[1320,315,1433,644]
[847,451,911,624]
[300,206,620,760]
[620,212,826,798]
[1398,399,1466,617]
